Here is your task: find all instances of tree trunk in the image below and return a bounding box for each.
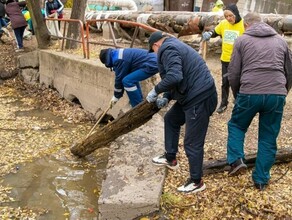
[70,101,160,157]
[203,147,292,175]
[65,0,87,49]
[26,0,51,49]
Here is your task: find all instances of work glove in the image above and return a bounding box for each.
[110,96,119,108]
[146,88,158,103]
[202,31,212,41]
[156,97,169,109]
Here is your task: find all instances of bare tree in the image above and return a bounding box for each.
[26,0,51,49]
[65,0,87,49]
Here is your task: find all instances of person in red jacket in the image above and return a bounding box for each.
[5,0,27,52]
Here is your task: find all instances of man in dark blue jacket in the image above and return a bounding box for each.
[147,31,217,193]
[99,48,158,108]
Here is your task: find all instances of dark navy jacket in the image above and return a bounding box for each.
[44,0,63,17]
[155,37,216,107]
[103,48,158,99]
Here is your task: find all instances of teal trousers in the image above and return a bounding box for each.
[227,94,286,184]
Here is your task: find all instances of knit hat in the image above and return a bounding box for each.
[99,48,113,68]
[224,4,242,24]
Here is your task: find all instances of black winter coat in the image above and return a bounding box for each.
[155,37,216,107]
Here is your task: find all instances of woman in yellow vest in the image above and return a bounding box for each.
[202,4,245,113]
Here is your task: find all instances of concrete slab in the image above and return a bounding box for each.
[98,114,166,220]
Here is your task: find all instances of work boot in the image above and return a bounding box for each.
[216,104,227,114]
[228,158,247,176]
[254,182,268,191]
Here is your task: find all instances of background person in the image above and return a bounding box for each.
[99,48,158,108]
[44,0,63,29]
[212,0,224,13]
[226,12,292,190]
[202,4,244,114]
[5,0,26,52]
[146,31,217,193]
[0,0,10,39]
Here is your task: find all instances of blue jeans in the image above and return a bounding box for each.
[122,69,155,107]
[227,94,286,184]
[164,91,217,181]
[14,26,26,49]
[0,18,7,35]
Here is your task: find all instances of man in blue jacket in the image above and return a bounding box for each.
[147,31,218,193]
[99,48,158,108]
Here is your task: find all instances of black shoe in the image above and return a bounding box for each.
[216,105,227,114]
[228,158,247,176]
[254,182,268,191]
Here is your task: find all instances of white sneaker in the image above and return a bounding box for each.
[152,153,179,170]
[15,48,25,52]
[177,179,206,193]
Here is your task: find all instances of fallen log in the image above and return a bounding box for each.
[203,147,292,175]
[70,101,160,157]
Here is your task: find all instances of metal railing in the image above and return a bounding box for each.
[45,17,87,58]
[85,19,159,59]
[45,17,160,59]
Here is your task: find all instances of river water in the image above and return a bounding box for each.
[0,83,109,219]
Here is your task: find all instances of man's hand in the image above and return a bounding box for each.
[156,98,169,108]
[202,31,212,41]
[110,96,119,108]
[146,88,158,103]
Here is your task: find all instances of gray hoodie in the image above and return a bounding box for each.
[228,22,292,96]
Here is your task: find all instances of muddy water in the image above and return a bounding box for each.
[0,86,109,219]
[3,151,108,220]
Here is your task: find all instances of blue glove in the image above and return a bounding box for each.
[202,31,212,41]
[146,88,158,103]
[156,98,169,108]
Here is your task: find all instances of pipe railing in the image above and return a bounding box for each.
[45,17,87,58]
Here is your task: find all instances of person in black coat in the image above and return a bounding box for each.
[0,0,8,38]
[147,31,218,193]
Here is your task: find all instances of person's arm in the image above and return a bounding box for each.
[154,48,184,94]
[227,41,242,98]
[284,48,292,93]
[112,60,130,99]
[56,0,64,13]
[44,2,49,18]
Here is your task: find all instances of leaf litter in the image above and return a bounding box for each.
[0,41,291,219]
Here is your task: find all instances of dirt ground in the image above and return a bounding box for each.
[1,32,292,219]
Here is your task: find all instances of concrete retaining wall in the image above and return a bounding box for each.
[19,50,158,119]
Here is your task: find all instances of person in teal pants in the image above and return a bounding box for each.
[226,12,292,190]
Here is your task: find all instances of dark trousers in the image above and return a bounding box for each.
[220,61,230,107]
[164,91,217,181]
[13,26,26,49]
